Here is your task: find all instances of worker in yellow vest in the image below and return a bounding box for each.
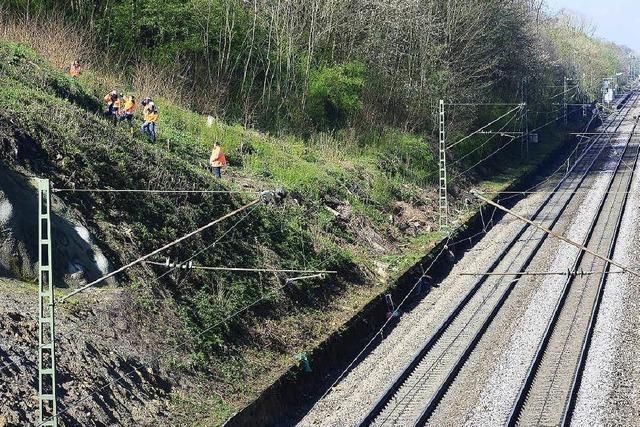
[209,142,227,178]
[69,61,82,78]
[117,95,137,130]
[140,98,158,142]
[103,90,118,118]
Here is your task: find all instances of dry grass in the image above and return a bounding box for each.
[0,9,95,70]
[0,9,206,112]
[130,61,189,107]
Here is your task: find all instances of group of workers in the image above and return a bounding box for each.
[69,60,227,178]
[103,91,158,142]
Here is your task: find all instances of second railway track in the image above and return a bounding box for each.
[508,102,640,426]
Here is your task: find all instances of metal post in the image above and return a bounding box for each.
[37,178,58,427]
[563,76,568,126]
[525,107,530,158]
[438,99,449,230]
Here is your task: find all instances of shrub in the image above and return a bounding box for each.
[307,62,366,129]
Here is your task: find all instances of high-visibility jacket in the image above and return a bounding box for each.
[123,98,136,114]
[210,146,227,167]
[144,111,158,123]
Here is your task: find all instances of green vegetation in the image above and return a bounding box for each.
[1,1,638,424]
[0,38,440,421]
[3,1,637,144]
[307,62,366,129]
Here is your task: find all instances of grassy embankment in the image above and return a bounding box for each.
[0,38,569,423]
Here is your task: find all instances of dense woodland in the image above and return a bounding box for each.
[2,0,637,137]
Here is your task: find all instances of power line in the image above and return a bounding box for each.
[152,205,261,283]
[38,265,329,426]
[318,234,452,401]
[481,190,640,195]
[144,261,336,275]
[447,104,524,149]
[452,136,518,179]
[498,105,604,199]
[52,188,260,195]
[549,84,578,99]
[38,201,262,425]
[60,197,264,303]
[452,104,586,180]
[444,103,525,106]
[471,191,640,277]
[285,273,327,283]
[460,269,624,277]
[520,96,631,197]
[449,109,524,167]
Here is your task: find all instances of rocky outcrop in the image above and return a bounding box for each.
[0,167,112,286]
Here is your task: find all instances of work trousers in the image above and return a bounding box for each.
[141,122,156,142]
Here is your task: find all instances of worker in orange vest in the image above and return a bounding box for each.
[140,98,158,142]
[209,142,227,178]
[69,61,82,78]
[117,95,137,131]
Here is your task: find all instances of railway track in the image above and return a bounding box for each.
[359,91,639,427]
[508,104,640,426]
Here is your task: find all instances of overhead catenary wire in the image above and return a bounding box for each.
[480,190,640,195]
[452,136,519,179]
[549,84,579,99]
[40,198,332,425]
[152,204,261,283]
[447,104,524,149]
[503,100,636,198]
[154,202,339,284]
[52,187,260,194]
[445,103,526,106]
[449,108,524,167]
[285,273,326,283]
[144,261,337,275]
[471,191,640,277]
[59,196,264,303]
[445,82,573,154]
[38,199,287,424]
[460,269,625,277]
[452,104,586,180]
[318,233,452,402]
[496,105,603,200]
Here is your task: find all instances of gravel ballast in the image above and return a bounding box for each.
[298,192,547,426]
[300,101,640,427]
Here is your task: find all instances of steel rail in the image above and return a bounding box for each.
[358,92,637,427]
[413,95,638,426]
[562,111,640,425]
[507,94,640,426]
